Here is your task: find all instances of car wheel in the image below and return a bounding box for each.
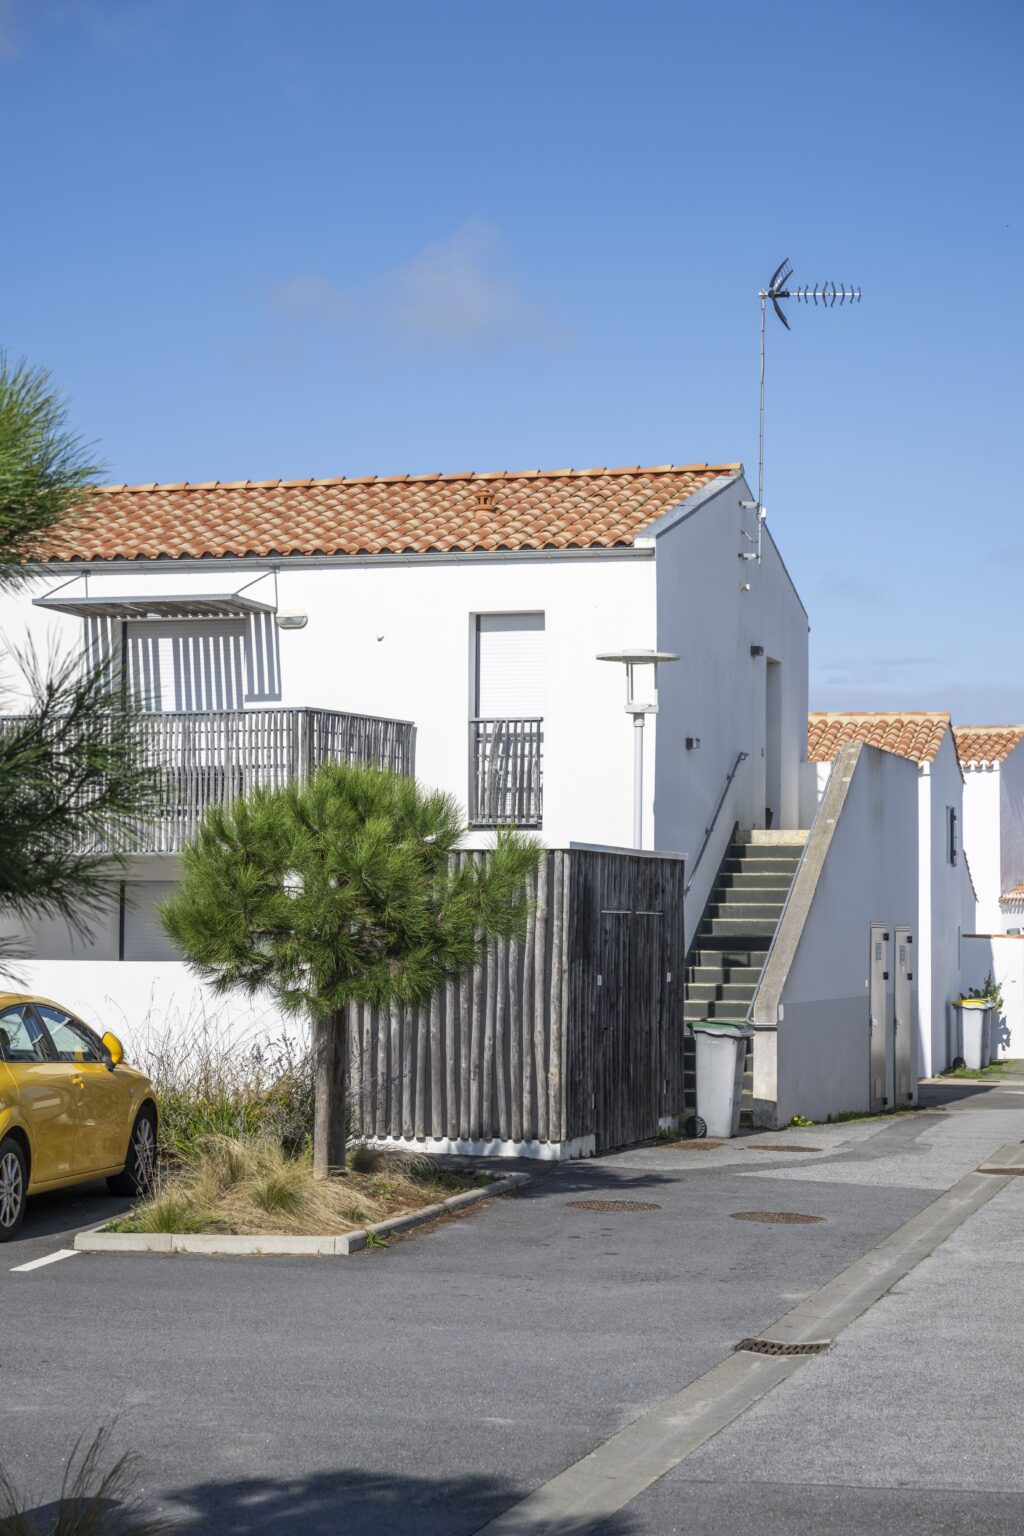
[107,1107,157,1197]
[0,1137,28,1242]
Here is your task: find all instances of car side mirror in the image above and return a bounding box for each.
[101,1031,124,1070]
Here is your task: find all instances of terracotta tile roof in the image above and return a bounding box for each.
[808,711,950,765]
[41,463,740,563]
[953,726,1024,766]
[1001,883,1024,902]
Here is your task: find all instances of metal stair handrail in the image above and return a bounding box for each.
[684,750,749,897]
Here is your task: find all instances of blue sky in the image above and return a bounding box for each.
[2,0,1021,721]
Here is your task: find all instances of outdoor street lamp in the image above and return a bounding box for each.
[596,649,679,849]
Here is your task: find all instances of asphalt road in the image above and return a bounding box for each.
[3,1079,1023,1534]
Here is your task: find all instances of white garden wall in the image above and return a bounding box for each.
[752,743,918,1126]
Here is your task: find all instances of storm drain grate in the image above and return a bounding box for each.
[978,1165,1024,1176]
[747,1145,823,1154]
[736,1337,831,1357]
[566,1199,663,1212]
[730,1210,824,1224]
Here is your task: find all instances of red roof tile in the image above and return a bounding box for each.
[953,726,1024,766]
[808,712,950,765]
[41,463,740,563]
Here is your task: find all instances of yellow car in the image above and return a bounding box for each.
[0,993,158,1241]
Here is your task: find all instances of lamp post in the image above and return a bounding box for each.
[596,649,679,849]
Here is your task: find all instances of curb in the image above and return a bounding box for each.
[72,1172,530,1257]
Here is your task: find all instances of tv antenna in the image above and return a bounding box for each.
[742,259,861,564]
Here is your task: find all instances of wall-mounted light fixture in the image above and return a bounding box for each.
[685,737,701,751]
[750,644,764,658]
[275,612,308,631]
[596,648,679,849]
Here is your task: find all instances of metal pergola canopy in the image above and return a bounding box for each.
[32,593,275,620]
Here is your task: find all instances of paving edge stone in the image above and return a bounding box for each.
[72,1171,530,1257]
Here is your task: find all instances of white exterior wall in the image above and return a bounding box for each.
[918,733,975,1076]
[651,478,809,940]
[1000,745,1024,901]
[961,764,1003,931]
[1,553,657,853]
[771,746,919,1125]
[962,934,1024,1061]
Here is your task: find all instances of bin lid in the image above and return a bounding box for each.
[691,1020,755,1037]
[954,999,990,1009]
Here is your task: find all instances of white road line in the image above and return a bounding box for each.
[10,1248,79,1273]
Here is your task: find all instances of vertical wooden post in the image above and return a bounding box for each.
[495,936,509,1141]
[548,851,565,1144]
[521,869,536,1141]
[534,854,550,1144]
[312,1010,348,1178]
[445,978,457,1139]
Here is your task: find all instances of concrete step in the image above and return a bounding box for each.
[720,855,801,875]
[690,940,770,963]
[714,872,794,893]
[684,1000,751,1022]
[706,899,786,922]
[701,916,778,939]
[736,829,808,847]
[684,982,758,1005]
[689,963,764,986]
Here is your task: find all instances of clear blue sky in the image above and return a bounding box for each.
[2,0,1021,721]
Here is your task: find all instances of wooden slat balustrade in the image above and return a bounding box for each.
[0,706,415,854]
[469,717,543,827]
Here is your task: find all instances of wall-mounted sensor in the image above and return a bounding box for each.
[275,612,308,630]
[685,737,701,751]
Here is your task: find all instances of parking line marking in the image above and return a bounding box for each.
[10,1248,79,1273]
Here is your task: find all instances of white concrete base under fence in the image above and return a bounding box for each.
[73,1172,530,1257]
[365,1133,596,1161]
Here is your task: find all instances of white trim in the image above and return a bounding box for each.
[366,1133,596,1161]
[28,545,654,577]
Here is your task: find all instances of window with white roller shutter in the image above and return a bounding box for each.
[475,613,545,718]
[124,620,246,712]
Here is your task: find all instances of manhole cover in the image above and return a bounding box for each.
[566,1199,662,1212]
[747,1145,823,1154]
[663,1139,726,1151]
[736,1337,830,1357]
[730,1210,824,1224]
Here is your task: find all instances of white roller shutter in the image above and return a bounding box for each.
[125,620,246,711]
[121,882,179,962]
[475,613,544,718]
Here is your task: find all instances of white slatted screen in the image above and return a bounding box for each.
[125,620,246,712]
[475,613,545,717]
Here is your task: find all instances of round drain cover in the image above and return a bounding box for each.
[566,1199,662,1212]
[730,1210,824,1224]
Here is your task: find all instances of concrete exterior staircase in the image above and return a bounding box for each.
[683,829,807,1117]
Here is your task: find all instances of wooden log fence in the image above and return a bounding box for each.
[347,847,686,1153]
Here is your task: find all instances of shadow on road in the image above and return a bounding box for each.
[14,1180,132,1244]
[20,1468,635,1536]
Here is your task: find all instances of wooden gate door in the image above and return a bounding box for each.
[593,906,663,1152]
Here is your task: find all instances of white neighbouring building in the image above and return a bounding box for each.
[952,725,1024,933]
[804,712,976,1079]
[954,725,1024,1063]
[0,461,809,1050]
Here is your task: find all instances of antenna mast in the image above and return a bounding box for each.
[744,259,862,564]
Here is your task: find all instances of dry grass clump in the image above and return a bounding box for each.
[121,1136,481,1237]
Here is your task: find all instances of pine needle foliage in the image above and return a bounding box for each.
[160,762,541,1018]
[0,644,158,948]
[0,354,103,585]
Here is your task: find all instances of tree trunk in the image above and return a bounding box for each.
[312,1008,348,1178]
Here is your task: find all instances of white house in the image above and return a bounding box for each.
[0,461,809,1049]
[953,725,1024,933]
[805,712,976,1077]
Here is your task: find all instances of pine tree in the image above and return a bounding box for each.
[160,763,541,1174]
[0,356,157,966]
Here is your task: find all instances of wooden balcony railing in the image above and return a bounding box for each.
[0,706,416,855]
[469,717,543,828]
